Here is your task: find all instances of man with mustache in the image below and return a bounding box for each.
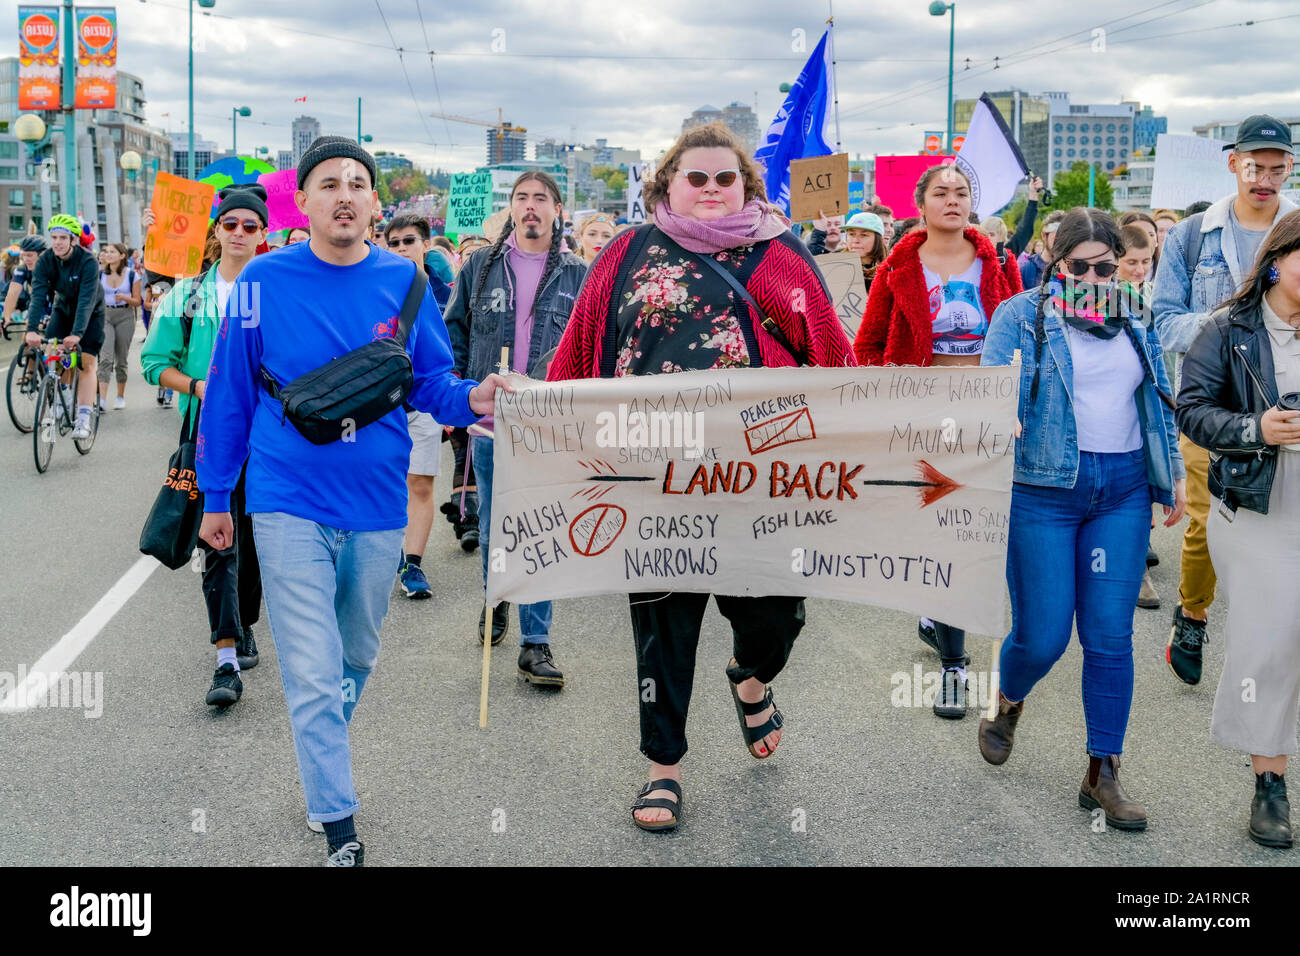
[444,171,586,685]
[1154,114,1296,686]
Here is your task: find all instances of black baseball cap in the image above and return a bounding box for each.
[1223,114,1294,154]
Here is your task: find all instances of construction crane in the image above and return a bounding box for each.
[428,108,526,147]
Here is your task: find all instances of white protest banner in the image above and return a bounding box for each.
[815,251,868,338]
[487,366,1018,636]
[1150,133,1236,210]
[627,162,649,223]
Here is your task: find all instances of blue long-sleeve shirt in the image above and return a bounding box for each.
[198,241,478,530]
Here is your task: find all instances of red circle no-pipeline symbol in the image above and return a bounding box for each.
[569,504,627,557]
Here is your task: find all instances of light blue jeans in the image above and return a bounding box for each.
[470,435,552,645]
[251,511,403,824]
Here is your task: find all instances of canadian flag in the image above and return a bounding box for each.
[294,96,307,103]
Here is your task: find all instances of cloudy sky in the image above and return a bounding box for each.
[10,0,1299,170]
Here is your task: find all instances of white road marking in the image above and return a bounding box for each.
[0,556,160,713]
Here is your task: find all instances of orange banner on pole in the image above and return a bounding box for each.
[144,172,216,278]
[74,6,117,109]
[18,6,61,110]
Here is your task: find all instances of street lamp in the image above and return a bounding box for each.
[14,113,48,157]
[232,105,251,157]
[929,1,955,153]
[184,0,218,179]
[119,149,142,182]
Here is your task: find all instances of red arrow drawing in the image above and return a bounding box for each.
[860,460,964,508]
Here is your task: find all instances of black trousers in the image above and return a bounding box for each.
[201,466,261,644]
[628,592,805,765]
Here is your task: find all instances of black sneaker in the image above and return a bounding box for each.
[518,643,565,687]
[236,627,259,669]
[917,619,939,655]
[1167,606,1208,685]
[459,491,480,553]
[934,666,968,719]
[205,663,243,707]
[478,602,509,646]
[326,840,365,867]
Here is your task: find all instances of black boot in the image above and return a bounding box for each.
[459,490,480,553]
[518,643,565,688]
[440,490,463,533]
[1250,772,1293,849]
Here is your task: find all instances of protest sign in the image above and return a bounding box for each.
[481,207,511,242]
[143,172,215,277]
[487,365,1018,636]
[257,168,309,232]
[73,7,116,109]
[789,152,850,223]
[874,154,947,218]
[1150,133,1235,210]
[848,181,865,212]
[627,162,649,223]
[446,171,493,234]
[18,6,61,110]
[815,252,869,338]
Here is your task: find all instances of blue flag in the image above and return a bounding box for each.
[755,30,834,216]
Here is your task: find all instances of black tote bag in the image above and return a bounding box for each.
[139,405,204,570]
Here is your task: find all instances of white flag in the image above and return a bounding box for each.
[954,94,1029,219]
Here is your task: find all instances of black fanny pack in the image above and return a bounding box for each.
[260,263,426,445]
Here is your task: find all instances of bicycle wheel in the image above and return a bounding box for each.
[74,400,100,455]
[6,347,39,434]
[33,376,56,473]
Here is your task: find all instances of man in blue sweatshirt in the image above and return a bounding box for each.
[197,136,509,867]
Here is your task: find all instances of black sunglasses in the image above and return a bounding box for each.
[387,235,421,248]
[1062,258,1118,279]
[219,217,260,235]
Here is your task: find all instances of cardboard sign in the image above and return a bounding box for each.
[815,252,869,338]
[874,154,948,219]
[1150,133,1236,210]
[789,152,850,223]
[446,171,493,234]
[487,365,1019,636]
[73,6,116,109]
[18,6,61,110]
[143,172,216,278]
[481,207,510,242]
[627,162,650,224]
[257,168,309,232]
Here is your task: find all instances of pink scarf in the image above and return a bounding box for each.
[653,197,790,254]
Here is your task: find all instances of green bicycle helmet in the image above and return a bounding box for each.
[46,213,81,235]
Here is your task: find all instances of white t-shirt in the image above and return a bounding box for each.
[922,259,988,356]
[1067,326,1143,453]
[214,271,234,315]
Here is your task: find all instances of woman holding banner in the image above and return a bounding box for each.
[547,122,853,832]
[978,208,1185,831]
[853,163,1016,720]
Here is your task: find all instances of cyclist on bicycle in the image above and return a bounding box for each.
[24,214,105,439]
[3,235,50,333]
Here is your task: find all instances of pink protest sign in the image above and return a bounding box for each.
[257,168,309,231]
[873,154,949,219]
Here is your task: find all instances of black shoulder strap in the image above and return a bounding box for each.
[179,267,213,349]
[394,261,426,347]
[1181,213,1205,277]
[693,241,807,367]
[599,225,656,379]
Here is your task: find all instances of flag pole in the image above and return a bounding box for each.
[827,6,842,151]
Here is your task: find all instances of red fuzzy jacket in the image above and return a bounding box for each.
[547,225,855,381]
[853,227,1015,367]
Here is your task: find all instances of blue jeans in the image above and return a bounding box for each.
[471,435,553,645]
[999,450,1150,757]
[251,511,403,824]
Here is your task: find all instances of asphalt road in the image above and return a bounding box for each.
[0,329,1292,867]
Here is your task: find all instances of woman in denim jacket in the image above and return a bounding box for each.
[978,208,1187,831]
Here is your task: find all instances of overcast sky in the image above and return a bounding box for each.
[9,0,1299,170]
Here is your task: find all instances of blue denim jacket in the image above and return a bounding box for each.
[982,286,1186,506]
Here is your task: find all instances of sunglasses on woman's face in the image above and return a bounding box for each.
[680,168,740,189]
[1062,258,1118,279]
[387,235,421,248]
[219,217,260,235]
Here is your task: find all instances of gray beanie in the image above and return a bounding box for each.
[297,135,378,190]
[214,183,269,227]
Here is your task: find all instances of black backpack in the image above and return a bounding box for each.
[260,262,427,445]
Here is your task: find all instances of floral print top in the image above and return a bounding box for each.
[613,241,758,376]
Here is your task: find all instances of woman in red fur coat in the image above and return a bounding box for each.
[852,162,1016,719]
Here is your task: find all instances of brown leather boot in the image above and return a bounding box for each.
[978,692,1023,765]
[1079,755,1147,831]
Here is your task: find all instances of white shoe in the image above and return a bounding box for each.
[71,419,92,440]
[96,397,106,412]
[113,395,126,410]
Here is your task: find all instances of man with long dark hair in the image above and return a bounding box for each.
[444,171,587,685]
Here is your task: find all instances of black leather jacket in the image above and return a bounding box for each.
[1175,303,1280,516]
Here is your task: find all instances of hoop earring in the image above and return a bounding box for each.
[1268,263,1281,284]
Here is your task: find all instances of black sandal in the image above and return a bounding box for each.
[729,675,783,759]
[631,778,682,832]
